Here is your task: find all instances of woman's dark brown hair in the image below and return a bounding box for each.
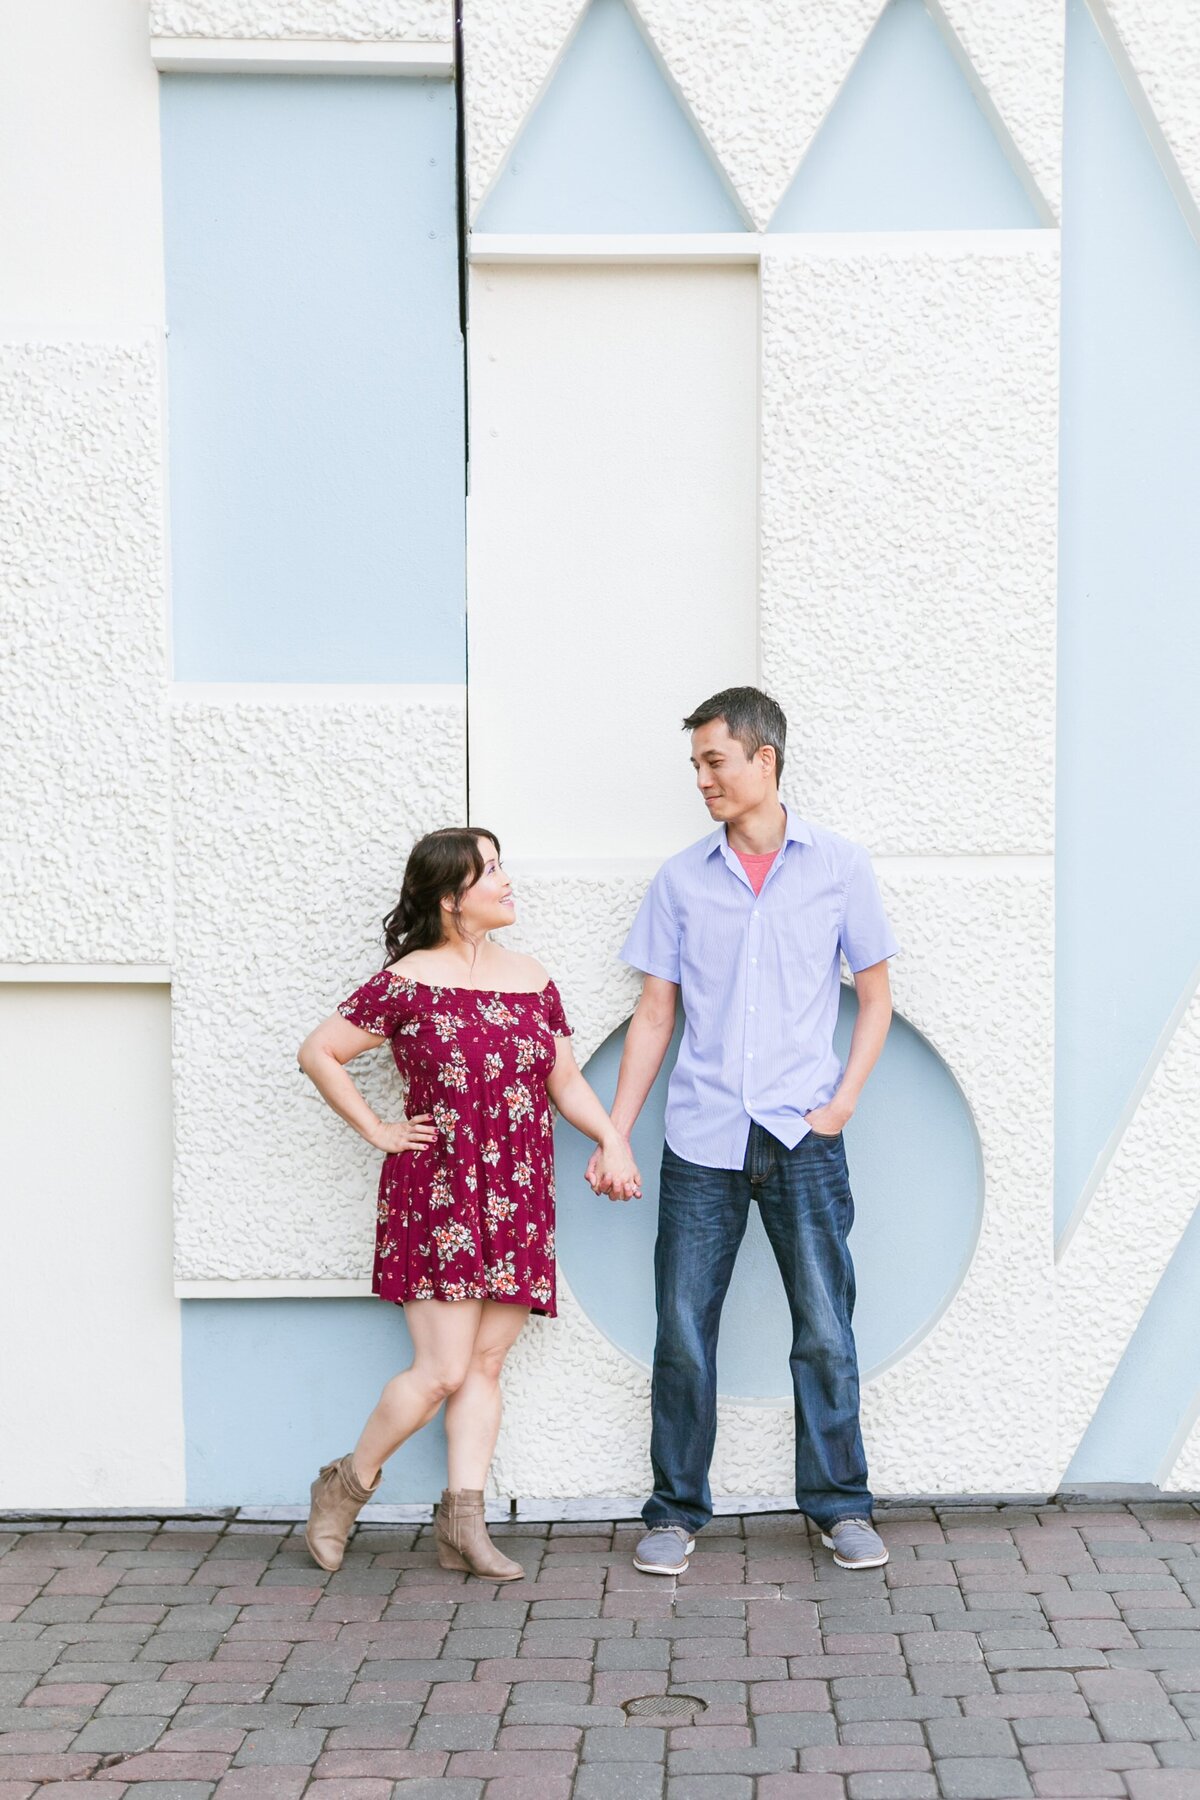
[382,827,501,967]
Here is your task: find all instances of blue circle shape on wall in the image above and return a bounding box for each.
[555,987,982,1399]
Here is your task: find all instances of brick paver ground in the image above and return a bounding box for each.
[2,1501,1200,1799]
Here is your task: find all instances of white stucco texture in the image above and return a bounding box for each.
[760,243,1059,857]
[150,0,450,40]
[1104,0,1200,227]
[463,0,1063,224]
[171,692,466,1280]
[0,340,170,964]
[937,0,1063,219]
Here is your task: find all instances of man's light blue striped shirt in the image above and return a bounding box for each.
[620,812,899,1170]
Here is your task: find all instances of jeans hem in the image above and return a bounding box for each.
[804,1506,875,1532]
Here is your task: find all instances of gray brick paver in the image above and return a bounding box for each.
[934,1759,1034,1798]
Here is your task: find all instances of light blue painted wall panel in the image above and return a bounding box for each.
[555,991,982,1399]
[161,76,465,683]
[1067,1204,1200,1484]
[476,0,745,232]
[183,1299,447,1506]
[1056,0,1200,1232]
[770,0,1038,232]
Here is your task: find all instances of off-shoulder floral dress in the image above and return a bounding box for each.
[337,970,573,1315]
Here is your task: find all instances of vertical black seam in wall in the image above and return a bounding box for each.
[454,0,471,817]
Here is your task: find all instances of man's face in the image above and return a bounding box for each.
[689,719,774,821]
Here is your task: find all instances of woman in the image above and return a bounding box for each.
[297,826,640,1581]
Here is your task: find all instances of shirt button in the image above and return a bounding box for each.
[751,958,758,966]
[749,1005,756,1013]
[746,1051,754,1060]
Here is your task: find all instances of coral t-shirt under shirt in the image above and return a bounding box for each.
[734,849,777,896]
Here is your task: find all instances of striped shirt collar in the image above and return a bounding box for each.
[703,807,814,860]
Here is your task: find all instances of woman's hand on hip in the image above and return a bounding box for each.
[367,1114,438,1154]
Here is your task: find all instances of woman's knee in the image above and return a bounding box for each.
[387,1361,469,1409]
[469,1339,512,1385]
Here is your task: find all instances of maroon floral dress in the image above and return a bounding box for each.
[337,970,573,1315]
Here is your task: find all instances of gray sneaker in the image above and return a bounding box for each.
[821,1517,888,1569]
[633,1524,695,1574]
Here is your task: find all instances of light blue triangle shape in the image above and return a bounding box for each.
[770,0,1039,231]
[476,0,745,233]
[1055,0,1200,1235]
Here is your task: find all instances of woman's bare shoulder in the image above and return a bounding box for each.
[495,948,550,992]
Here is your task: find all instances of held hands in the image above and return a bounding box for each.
[586,1134,643,1202]
[367,1114,438,1154]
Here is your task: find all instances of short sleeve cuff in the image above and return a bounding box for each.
[845,935,900,974]
[619,946,681,984]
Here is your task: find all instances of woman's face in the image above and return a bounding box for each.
[449,837,515,938]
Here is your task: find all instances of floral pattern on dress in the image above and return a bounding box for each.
[336,972,572,1315]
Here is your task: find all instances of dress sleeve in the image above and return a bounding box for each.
[336,970,413,1038]
[541,979,573,1038]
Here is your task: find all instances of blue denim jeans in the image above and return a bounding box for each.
[642,1121,872,1534]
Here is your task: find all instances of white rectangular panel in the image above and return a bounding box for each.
[0,985,184,1507]
[468,264,759,860]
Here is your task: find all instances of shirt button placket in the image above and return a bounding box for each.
[745,908,760,1102]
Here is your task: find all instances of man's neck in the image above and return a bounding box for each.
[725,799,787,857]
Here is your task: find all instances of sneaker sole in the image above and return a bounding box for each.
[633,1538,696,1575]
[820,1533,889,1569]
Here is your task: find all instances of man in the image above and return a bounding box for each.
[587,687,897,1573]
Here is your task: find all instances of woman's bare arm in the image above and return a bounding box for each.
[298,1014,436,1155]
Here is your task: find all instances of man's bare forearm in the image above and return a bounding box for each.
[610,990,677,1138]
[835,991,892,1112]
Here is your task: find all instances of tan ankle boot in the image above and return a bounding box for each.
[434,1488,524,1581]
[304,1454,380,1572]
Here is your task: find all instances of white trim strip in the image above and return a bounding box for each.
[170,683,466,706]
[151,37,453,77]
[471,234,762,265]
[0,965,170,984]
[176,1279,373,1297]
[469,229,1059,266]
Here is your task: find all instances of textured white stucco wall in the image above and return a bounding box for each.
[462,0,1063,222]
[150,0,450,40]
[760,242,1059,858]
[171,691,466,1280]
[1102,0,1200,229]
[0,340,171,966]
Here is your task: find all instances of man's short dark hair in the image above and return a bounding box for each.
[682,686,787,786]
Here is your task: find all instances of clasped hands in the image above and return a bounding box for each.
[586,1134,642,1202]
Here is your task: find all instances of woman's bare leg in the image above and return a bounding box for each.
[443,1301,530,1491]
[352,1299,481,1485]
